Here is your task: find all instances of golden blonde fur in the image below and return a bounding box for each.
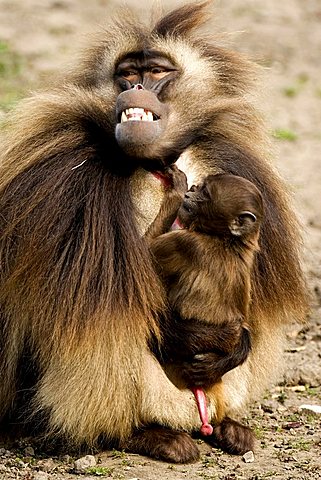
[0,1,308,457]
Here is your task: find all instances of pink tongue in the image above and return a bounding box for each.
[171,218,183,230]
[192,388,213,436]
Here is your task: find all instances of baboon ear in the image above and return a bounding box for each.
[229,211,257,237]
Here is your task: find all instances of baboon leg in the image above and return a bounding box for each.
[206,417,255,455]
[124,425,200,463]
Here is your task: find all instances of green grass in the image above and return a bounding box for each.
[282,73,309,98]
[273,129,298,141]
[289,438,312,451]
[0,40,26,111]
[86,466,113,476]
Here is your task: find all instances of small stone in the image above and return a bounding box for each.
[286,385,306,392]
[37,458,55,473]
[299,404,321,415]
[261,403,274,413]
[61,454,71,463]
[242,450,255,463]
[33,472,49,480]
[74,454,97,473]
[0,448,6,455]
[24,446,35,456]
[282,421,303,430]
[277,406,287,414]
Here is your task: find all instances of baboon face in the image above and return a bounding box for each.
[178,174,263,236]
[114,52,180,165]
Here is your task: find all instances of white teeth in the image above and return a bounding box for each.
[120,108,155,123]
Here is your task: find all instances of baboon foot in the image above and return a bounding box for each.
[124,425,200,463]
[205,417,255,455]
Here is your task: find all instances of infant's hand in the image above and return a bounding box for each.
[165,164,188,198]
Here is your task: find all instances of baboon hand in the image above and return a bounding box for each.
[181,351,225,389]
[165,164,188,198]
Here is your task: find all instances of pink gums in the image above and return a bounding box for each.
[192,388,213,436]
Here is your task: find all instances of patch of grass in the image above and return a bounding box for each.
[315,88,321,98]
[111,449,126,459]
[305,386,319,397]
[0,40,27,111]
[286,413,301,422]
[202,455,217,468]
[198,473,218,480]
[289,438,312,451]
[86,466,113,476]
[273,129,298,141]
[253,425,265,440]
[278,390,288,404]
[0,40,22,77]
[283,86,299,98]
[282,73,309,98]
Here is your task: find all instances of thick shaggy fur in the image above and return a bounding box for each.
[0,1,308,459]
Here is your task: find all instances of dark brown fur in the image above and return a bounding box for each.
[148,171,262,385]
[147,170,262,454]
[0,1,308,463]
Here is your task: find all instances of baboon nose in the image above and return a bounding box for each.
[131,84,144,90]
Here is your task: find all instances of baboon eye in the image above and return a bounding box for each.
[149,67,172,80]
[200,185,210,199]
[120,70,139,82]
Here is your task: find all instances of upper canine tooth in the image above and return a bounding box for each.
[147,111,153,121]
[121,111,128,123]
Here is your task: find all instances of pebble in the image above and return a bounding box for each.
[61,454,71,463]
[33,472,49,480]
[261,403,274,413]
[74,454,97,473]
[24,446,35,456]
[39,458,56,472]
[287,385,306,392]
[299,404,321,415]
[242,450,255,463]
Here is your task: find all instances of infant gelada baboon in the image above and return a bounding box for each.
[147,166,263,453]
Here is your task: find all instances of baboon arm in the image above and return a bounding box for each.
[145,166,187,241]
[145,191,182,240]
[179,327,251,388]
[162,315,245,359]
[158,316,251,389]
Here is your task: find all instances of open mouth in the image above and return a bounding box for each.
[120,108,159,123]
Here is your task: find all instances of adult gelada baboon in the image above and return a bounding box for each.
[0,0,308,463]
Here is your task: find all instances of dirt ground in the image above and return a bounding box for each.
[0,0,320,479]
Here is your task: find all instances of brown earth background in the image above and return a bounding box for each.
[0,0,320,479]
